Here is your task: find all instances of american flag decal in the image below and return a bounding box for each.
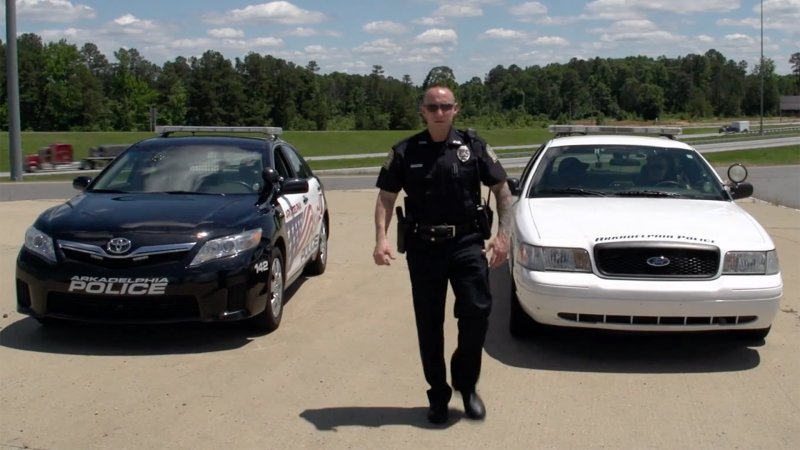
[286,204,317,261]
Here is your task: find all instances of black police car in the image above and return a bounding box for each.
[16,126,329,332]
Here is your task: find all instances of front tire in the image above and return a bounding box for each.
[252,249,285,333]
[304,220,328,275]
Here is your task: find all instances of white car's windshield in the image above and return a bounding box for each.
[528,145,728,200]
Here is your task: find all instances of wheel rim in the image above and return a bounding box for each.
[269,258,284,318]
[318,223,327,266]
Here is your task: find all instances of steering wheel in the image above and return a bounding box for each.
[654,180,683,188]
[232,181,256,192]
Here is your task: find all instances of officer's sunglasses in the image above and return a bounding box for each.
[423,103,456,113]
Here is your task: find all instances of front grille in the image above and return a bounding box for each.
[558,312,757,326]
[62,248,187,268]
[47,292,199,321]
[595,242,719,278]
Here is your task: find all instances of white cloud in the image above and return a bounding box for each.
[697,34,715,44]
[433,4,483,17]
[413,17,448,26]
[480,28,527,40]
[532,36,569,46]
[353,39,403,55]
[208,28,245,39]
[724,33,756,45]
[510,2,548,16]
[363,21,408,35]
[17,0,96,22]
[414,28,458,45]
[587,0,739,15]
[209,1,327,25]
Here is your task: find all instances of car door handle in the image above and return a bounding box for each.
[303,196,309,204]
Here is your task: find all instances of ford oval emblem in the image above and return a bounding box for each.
[646,256,671,267]
[107,237,132,255]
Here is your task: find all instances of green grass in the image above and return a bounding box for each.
[702,145,800,166]
[3,129,798,180]
[0,128,557,172]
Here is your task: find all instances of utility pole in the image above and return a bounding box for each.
[760,0,764,135]
[6,0,24,180]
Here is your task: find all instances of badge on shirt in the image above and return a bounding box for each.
[456,145,471,162]
[486,145,498,163]
[382,148,394,170]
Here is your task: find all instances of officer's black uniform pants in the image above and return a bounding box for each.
[406,233,492,405]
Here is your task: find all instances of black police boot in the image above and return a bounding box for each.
[427,402,449,425]
[461,391,486,420]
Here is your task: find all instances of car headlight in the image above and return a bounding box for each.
[190,228,262,267]
[24,226,57,263]
[723,250,780,275]
[516,243,591,272]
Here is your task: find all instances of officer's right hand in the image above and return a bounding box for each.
[373,240,396,266]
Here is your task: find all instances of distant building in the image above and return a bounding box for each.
[780,96,800,116]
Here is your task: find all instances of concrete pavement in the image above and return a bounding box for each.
[0,191,798,449]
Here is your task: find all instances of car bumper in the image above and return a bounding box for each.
[513,265,783,331]
[16,248,270,324]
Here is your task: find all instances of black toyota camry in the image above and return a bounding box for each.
[16,126,329,332]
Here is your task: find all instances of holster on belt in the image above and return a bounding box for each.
[396,206,409,254]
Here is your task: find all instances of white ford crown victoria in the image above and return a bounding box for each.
[507,125,783,341]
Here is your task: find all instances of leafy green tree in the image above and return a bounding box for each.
[790,52,800,91]
[422,66,457,93]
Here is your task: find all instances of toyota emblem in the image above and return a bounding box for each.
[106,237,132,255]
[646,256,671,267]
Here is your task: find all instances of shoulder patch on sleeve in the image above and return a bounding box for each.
[486,144,498,163]
[382,148,395,170]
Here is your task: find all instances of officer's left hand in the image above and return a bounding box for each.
[486,232,510,268]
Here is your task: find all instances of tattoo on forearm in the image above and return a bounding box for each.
[495,183,513,234]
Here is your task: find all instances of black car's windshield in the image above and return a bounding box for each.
[90,139,265,195]
[527,144,728,200]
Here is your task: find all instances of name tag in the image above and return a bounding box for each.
[410,164,423,168]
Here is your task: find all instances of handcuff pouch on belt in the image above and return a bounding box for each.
[476,194,493,240]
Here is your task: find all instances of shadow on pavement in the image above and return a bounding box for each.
[484,264,761,374]
[0,317,257,356]
[300,406,464,431]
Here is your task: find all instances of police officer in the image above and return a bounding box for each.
[373,85,512,424]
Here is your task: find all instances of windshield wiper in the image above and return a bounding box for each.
[537,188,607,197]
[88,188,128,193]
[162,190,218,195]
[615,190,682,198]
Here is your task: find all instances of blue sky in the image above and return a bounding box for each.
[3,0,799,85]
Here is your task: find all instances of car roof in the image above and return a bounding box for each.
[547,134,694,150]
[141,135,277,147]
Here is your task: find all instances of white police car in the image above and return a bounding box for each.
[507,125,783,341]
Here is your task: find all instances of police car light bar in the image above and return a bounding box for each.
[156,126,283,137]
[549,125,682,139]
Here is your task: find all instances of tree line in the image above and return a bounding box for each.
[1,33,799,132]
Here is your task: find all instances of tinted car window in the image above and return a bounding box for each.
[281,145,312,179]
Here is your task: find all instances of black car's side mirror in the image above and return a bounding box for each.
[281,178,310,195]
[73,176,92,191]
[507,177,522,196]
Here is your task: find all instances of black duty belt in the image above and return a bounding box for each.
[414,222,476,242]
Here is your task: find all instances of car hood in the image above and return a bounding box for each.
[516,198,773,249]
[36,192,260,242]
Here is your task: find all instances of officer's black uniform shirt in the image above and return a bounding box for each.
[376,128,507,225]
